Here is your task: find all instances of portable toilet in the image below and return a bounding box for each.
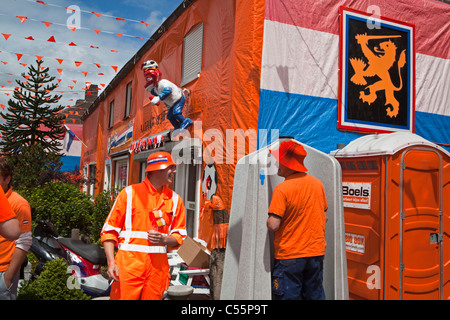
[330,132,450,300]
[221,138,348,300]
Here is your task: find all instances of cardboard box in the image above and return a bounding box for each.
[177,236,210,268]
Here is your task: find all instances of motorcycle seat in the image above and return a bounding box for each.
[58,238,107,265]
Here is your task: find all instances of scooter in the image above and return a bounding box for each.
[30,220,110,297]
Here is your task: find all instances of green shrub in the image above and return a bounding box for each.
[89,189,119,243]
[17,258,90,300]
[20,181,94,238]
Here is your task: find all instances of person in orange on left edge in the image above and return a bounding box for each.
[0,158,32,300]
[101,151,187,300]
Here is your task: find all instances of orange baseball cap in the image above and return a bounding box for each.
[269,140,308,172]
[145,152,176,172]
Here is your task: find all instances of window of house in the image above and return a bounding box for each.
[104,163,111,191]
[108,100,115,129]
[124,82,132,119]
[82,165,88,193]
[173,162,201,238]
[114,157,129,190]
[139,161,147,182]
[88,163,97,197]
[181,22,203,86]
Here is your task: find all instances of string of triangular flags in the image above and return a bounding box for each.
[0,12,146,40]
[22,0,153,27]
[0,0,157,117]
[0,26,137,55]
[0,80,106,95]
[0,82,105,93]
[0,48,119,75]
[0,103,84,123]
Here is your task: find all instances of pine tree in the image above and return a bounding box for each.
[0,59,66,154]
[0,59,67,188]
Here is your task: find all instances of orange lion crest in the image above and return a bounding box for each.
[350,33,406,118]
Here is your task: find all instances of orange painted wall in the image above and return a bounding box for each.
[80,0,265,236]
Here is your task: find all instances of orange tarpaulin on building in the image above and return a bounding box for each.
[80,0,265,248]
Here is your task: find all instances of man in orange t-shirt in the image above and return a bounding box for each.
[0,158,32,300]
[267,140,327,300]
[0,188,19,240]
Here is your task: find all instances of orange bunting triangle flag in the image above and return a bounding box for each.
[2,34,11,40]
[68,42,77,46]
[111,66,118,72]
[93,63,101,68]
[25,36,35,40]
[140,21,149,27]
[15,53,23,61]
[56,58,63,64]
[42,21,53,28]
[36,56,43,61]
[47,36,56,42]
[82,71,88,77]
[36,1,47,5]
[74,61,82,67]
[57,69,63,74]
[16,16,28,23]
[92,12,102,17]
[68,26,77,32]
[93,30,101,35]
[116,17,126,21]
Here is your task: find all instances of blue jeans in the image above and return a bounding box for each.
[272,256,325,300]
[167,94,192,130]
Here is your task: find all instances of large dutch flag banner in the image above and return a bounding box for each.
[258,0,449,154]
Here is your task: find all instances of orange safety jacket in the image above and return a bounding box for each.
[101,178,186,299]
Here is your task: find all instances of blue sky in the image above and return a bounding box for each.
[0,0,182,117]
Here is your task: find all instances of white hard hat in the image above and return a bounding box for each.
[142,60,158,71]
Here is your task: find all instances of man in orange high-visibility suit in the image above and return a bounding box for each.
[101,152,186,300]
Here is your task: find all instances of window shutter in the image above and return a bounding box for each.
[181,23,203,86]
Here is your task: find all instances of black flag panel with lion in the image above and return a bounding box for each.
[338,6,415,133]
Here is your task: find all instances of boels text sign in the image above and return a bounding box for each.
[343,182,371,210]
